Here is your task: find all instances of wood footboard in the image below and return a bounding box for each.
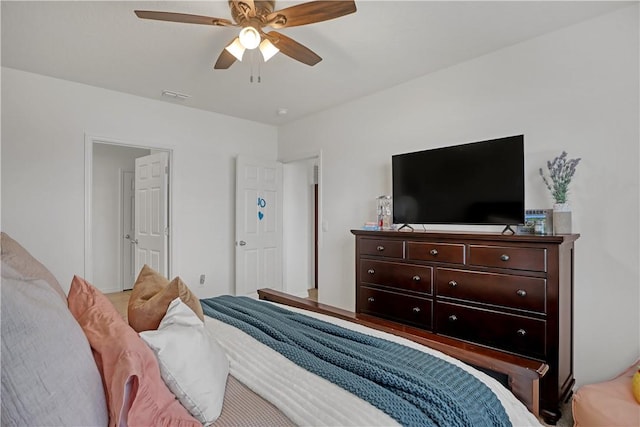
[258,288,548,418]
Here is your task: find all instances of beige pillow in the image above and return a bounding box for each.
[128,264,204,332]
[1,231,67,302]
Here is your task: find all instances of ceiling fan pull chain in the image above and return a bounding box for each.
[247,50,262,83]
[250,52,254,83]
[257,55,262,83]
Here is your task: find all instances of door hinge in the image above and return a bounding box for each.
[165,165,169,175]
[164,226,169,236]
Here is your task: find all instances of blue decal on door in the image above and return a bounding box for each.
[257,197,267,220]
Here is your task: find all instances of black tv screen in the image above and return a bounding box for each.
[392,135,525,226]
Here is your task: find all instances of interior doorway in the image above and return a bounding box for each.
[84,136,172,294]
[282,154,321,300]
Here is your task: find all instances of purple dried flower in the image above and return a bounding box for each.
[539,151,581,204]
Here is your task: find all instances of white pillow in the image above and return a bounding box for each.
[139,298,229,425]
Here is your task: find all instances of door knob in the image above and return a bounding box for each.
[130,239,138,245]
[124,234,130,239]
[238,241,247,246]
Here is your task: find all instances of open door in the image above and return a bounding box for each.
[134,152,169,278]
[235,156,283,297]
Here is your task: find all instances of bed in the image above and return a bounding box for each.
[1,231,544,427]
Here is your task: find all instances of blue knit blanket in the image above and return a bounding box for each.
[201,296,512,427]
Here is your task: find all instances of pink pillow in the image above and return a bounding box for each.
[573,360,640,427]
[67,275,201,427]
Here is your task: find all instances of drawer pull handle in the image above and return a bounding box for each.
[500,254,510,261]
[430,249,439,256]
[516,289,527,297]
[367,297,375,303]
[448,314,458,322]
[412,307,421,313]
[516,328,527,336]
[376,245,385,252]
[449,280,458,288]
[367,269,375,275]
[412,275,421,282]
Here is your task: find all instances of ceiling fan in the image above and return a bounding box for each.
[134,1,357,69]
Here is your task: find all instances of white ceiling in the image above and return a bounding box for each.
[2,1,631,125]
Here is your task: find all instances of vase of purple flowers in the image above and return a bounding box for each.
[539,151,581,233]
[539,151,581,205]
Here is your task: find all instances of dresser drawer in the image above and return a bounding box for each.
[436,268,546,313]
[435,302,546,359]
[406,241,465,264]
[468,245,547,272]
[358,286,432,329]
[359,238,404,258]
[360,260,432,294]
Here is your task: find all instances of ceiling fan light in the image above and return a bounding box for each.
[259,39,279,62]
[239,26,260,50]
[225,38,245,61]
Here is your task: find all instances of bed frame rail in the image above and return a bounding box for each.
[258,288,548,418]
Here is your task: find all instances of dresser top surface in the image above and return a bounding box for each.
[351,229,579,244]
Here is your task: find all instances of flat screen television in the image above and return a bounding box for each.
[392,135,525,227]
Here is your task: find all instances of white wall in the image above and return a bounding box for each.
[278,5,639,387]
[92,143,150,293]
[1,67,278,297]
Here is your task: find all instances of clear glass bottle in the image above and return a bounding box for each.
[377,196,392,230]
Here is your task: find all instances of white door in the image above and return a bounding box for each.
[135,152,169,278]
[235,156,283,297]
[121,170,136,290]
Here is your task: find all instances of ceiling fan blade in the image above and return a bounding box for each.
[134,11,234,27]
[264,31,321,66]
[214,39,239,69]
[266,1,356,29]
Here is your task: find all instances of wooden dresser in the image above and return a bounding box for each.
[352,229,579,424]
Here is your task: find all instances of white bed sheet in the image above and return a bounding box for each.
[204,301,542,427]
